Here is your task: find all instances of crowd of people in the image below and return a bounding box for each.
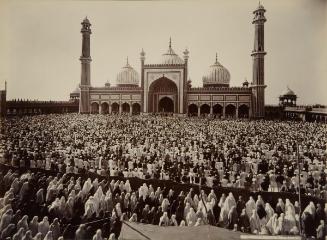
[0,114,326,239]
[0,168,326,239]
[1,114,326,198]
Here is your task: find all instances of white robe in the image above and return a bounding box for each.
[249,211,261,233]
[266,215,279,235]
[219,194,236,224]
[246,198,256,219]
[84,198,96,219]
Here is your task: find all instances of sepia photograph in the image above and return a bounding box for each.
[0,0,326,239]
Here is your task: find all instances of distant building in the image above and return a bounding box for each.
[283,105,327,122]
[5,99,78,116]
[0,82,6,117]
[4,81,78,116]
[279,86,297,107]
[75,4,267,118]
[265,87,327,122]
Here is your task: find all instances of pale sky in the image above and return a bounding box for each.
[0,0,326,105]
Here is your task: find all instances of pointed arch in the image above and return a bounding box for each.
[213,104,223,118]
[122,103,130,113]
[238,104,249,118]
[188,104,198,116]
[225,104,236,118]
[91,102,99,114]
[101,102,109,114]
[200,104,210,116]
[132,103,141,115]
[112,102,119,114]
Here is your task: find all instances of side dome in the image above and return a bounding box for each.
[202,54,230,87]
[116,58,139,87]
[70,86,80,100]
[72,86,79,94]
[160,38,184,65]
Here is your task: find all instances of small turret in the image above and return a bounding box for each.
[243,78,249,87]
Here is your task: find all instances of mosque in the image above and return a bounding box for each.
[74,4,267,118]
[0,3,325,121]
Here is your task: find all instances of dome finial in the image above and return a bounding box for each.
[126,56,129,65]
[256,1,265,10]
[215,53,218,64]
[169,37,172,48]
[82,16,90,24]
[183,48,189,57]
[140,48,145,56]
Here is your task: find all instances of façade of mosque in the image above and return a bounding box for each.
[73,4,268,118]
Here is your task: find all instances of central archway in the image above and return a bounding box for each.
[148,77,178,113]
[158,97,174,113]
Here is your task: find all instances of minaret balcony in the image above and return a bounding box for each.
[79,56,92,62]
[251,51,266,56]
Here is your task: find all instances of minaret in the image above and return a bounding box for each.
[251,3,267,118]
[183,48,189,114]
[140,48,145,113]
[79,17,92,114]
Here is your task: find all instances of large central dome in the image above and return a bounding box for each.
[202,54,230,87]
[116,58,139,87]
[160,39,184,65]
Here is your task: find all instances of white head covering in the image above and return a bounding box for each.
[92,229,103,240]
[219,193,236,224]
[302,201,316,218]
[266,213,279,235]
[124,180,132,193]
[245,197,256,218]
[108,233,115,240]
[284,207,297,233]
[285,199,295,217]
[276,198,285,212]
[265,203,275,220]
[38,217,50,238]
[43,231,53,240]
[186,208,197,226]
[249,209,261,234]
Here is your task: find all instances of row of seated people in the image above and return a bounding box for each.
[0,167,326,240]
